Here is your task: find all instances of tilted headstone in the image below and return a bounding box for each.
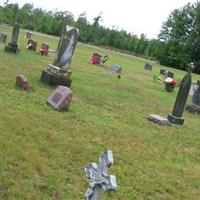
[41,25,79,87]
[16,75,31,91]
[27,39,37,51]
[144,63,153,71]
[160,69,174,78]
[85,150,117,200]
[0,33,7,43]
[168,71,192,124]
[52,26,79,68]
[186,80,200,114]
[5,23,20,54]
[47,86,73,111]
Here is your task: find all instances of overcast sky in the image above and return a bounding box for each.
[2,0,198,38]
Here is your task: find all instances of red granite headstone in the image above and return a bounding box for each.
[16,75,31,91]
[47,86,73,111]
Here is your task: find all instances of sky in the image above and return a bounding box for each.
[1,0,198,39]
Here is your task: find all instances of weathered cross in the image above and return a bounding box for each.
[85,150,117,200]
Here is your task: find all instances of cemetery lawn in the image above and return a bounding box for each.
[0,25,200,200]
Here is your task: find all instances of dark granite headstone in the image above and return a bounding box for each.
[168,72,191,125]
[27,39,37,51]
[5,24,20,54]
[16,75,31,91]
[0,33,7,43]
[144,63,153,71]
[47,86,73,111]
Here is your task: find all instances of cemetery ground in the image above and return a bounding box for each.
[0,25,200,200]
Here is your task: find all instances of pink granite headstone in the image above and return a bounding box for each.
[47,86,73,111]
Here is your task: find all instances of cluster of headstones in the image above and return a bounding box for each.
[147,69,200,125]
[26,33,49,56]
[3,24,118,199]
[145,63,177,92]
[8,23,78,111]
[89,52,122,79]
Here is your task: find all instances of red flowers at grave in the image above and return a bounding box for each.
[90,56,98,64]
[164,77,177,86]
[171,79,177,86]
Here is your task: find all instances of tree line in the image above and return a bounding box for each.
[0,1,199,74]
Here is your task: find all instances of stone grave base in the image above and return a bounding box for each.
[41,70,72,87]
[147,114,172,126]
[5,43,20,54]
[186,104,200,115]
[167,114,184,125]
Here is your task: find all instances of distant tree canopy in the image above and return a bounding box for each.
[157,2,200,74]
[0,1,199,74]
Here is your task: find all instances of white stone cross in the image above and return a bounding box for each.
[85,150,117,200]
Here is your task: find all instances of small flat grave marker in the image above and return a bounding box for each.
[108,65,122,73]
[47,86,73,111]
[147,114,172,126]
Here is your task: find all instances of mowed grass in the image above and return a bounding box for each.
[0,25,200,200]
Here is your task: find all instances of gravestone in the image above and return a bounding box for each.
[189,82,199,96]
[168,71,192,124]
[40,43,49,55]
[5,23,20,54]
[160,69,174,78]
[26,31,32,39]
[85,150,117,200]
[0,33,7,43]
[41,25,79,87]
[27,39,37,51]
[47,86,73,111]
[186,80,200,114]
[108,65,122,73]
[144,63,153,71]
[16,75,31,91]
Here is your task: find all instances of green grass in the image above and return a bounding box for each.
[0,25,200,200]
